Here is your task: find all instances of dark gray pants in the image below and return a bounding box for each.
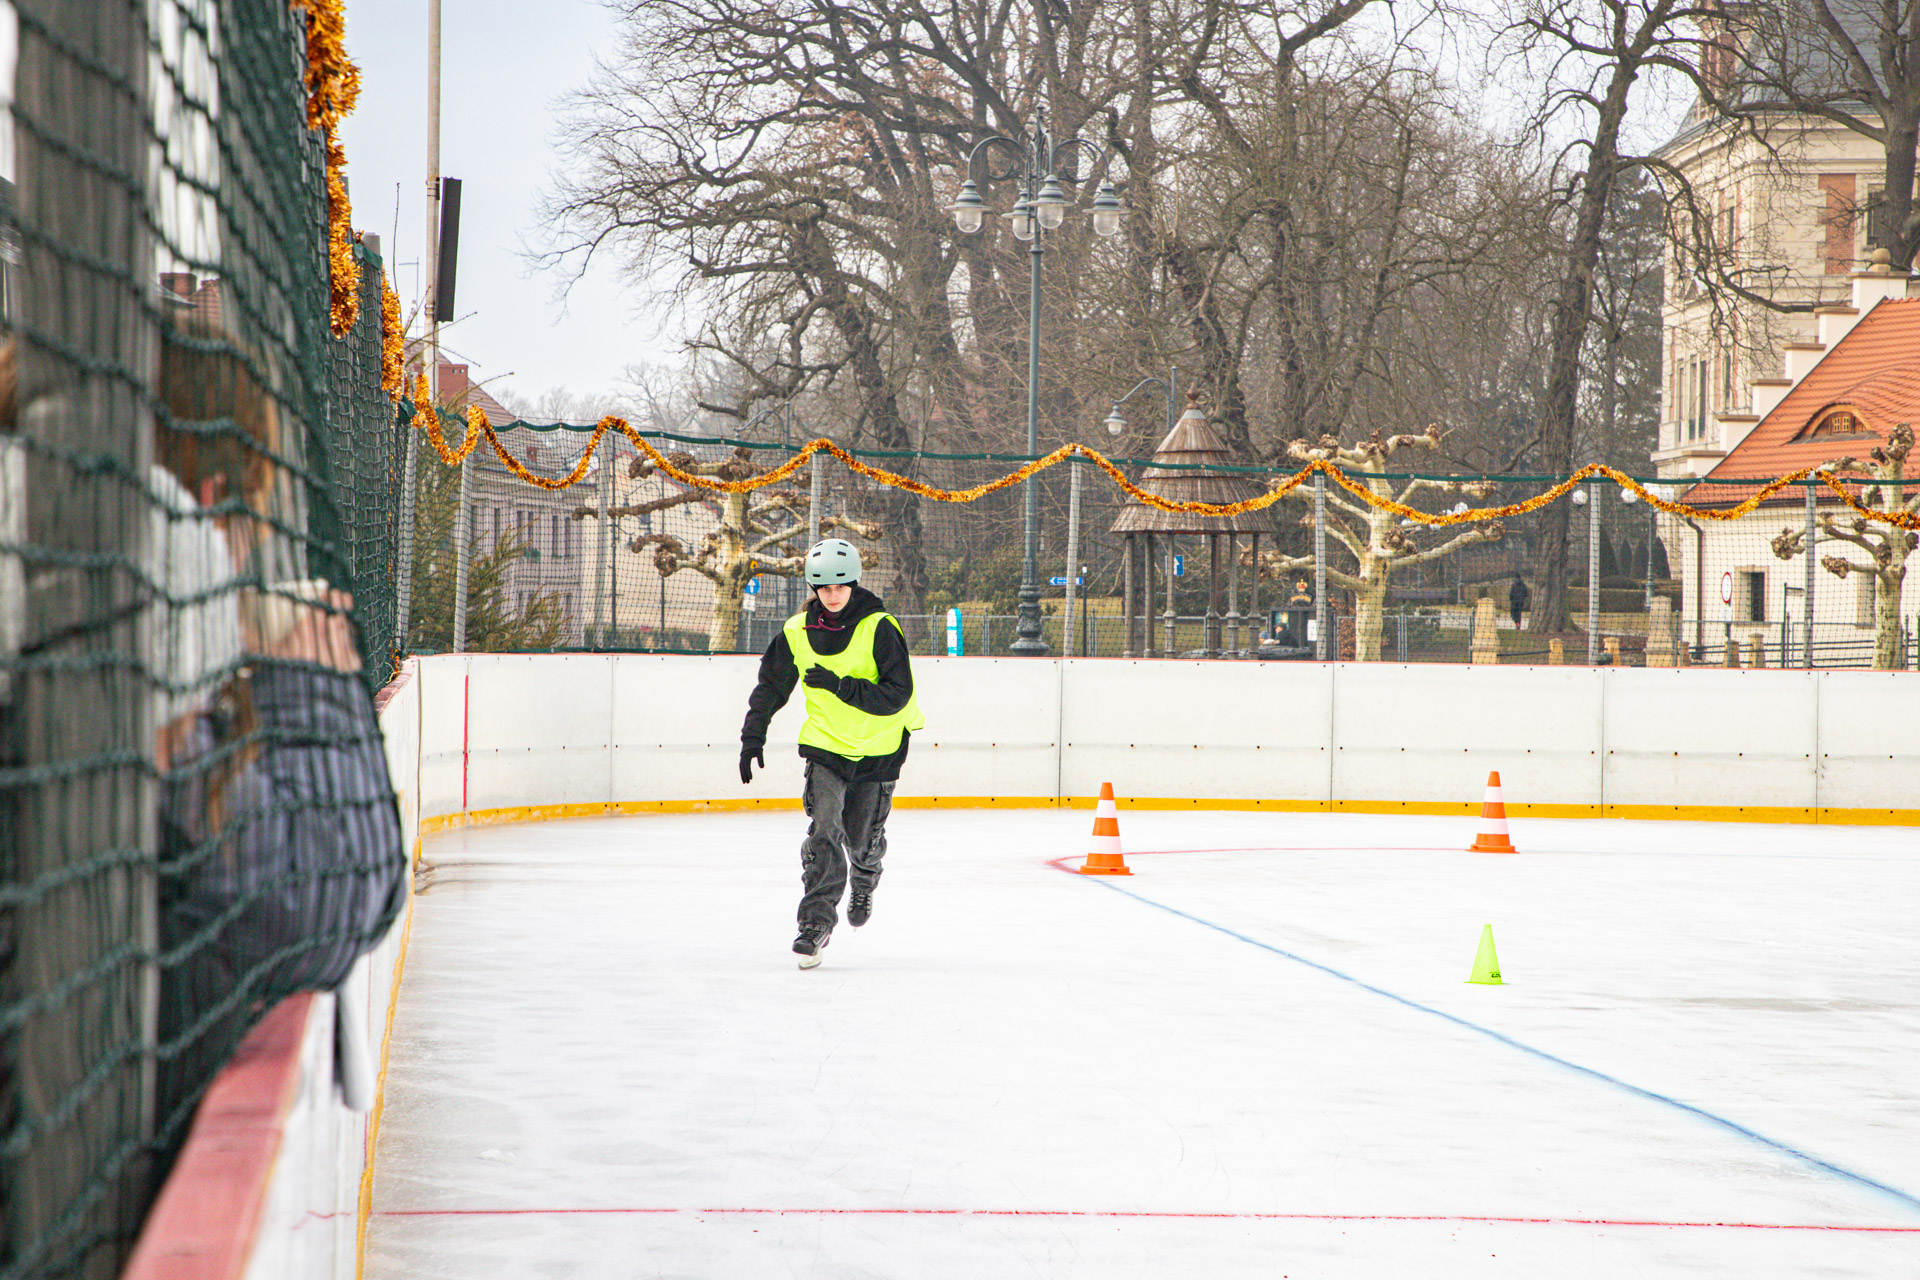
[799,762,895,931]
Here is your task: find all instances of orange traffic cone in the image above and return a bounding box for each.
[1076,782,1132,875]
[1468,771,1517,853]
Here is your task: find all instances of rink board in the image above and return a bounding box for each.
[411,654,1920,826]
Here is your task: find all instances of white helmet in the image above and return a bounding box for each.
[804,538,863,585]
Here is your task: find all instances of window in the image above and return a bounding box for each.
[491,506,503,547]
[1799,410,1874,441]
[1819,174,1857,275]
[1683,358,1709,441]
[551,513,567,560]
[1739,570,1766,623]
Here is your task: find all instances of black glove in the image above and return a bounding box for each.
[803,665,843,695]
[739,746,764,785]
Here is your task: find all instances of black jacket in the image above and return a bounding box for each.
[741,585,915,782]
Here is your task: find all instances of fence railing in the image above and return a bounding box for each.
[385,424,1919,672]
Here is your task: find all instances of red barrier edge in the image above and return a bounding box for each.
[124,993,317,1280]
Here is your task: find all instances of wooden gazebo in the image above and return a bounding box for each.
[1110,400,1282,657]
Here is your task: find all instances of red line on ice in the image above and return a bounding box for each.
[373,1207,1920,1232]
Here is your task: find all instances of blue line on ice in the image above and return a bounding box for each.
[1085,875,1920,1217]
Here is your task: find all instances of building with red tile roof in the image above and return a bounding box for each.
[1662,258,1918,666]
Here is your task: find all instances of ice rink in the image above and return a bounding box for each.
[365,807,1920,1278]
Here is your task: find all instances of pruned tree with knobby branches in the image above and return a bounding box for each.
[574,446,880,653]
[1770,422,1918,670]
[1263,427,1505,661]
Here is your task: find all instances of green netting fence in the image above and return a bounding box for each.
[396,419,1919,671]
[0,4,407,1278]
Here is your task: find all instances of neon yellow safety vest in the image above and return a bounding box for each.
[785,610,926,759]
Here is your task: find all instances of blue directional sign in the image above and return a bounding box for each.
[1048,575,1084,587]
[1172,555,1185,577]
[743,577,761,595]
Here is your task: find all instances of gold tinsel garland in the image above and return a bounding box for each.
[296,0,362,335]
[380,279,405,399]
[399,402,1920,533]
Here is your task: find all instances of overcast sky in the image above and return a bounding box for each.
[340,0,678,412]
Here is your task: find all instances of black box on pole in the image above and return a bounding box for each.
[434,176,462,321]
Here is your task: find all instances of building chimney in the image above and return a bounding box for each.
[1782,342,1825,384]
[1815,304,1860,348]
[1750,378,1792,420]
[1851,247,1911,312]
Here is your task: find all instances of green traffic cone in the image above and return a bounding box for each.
[1467,924,1502,985]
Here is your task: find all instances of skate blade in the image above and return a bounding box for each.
[797,952,823,970]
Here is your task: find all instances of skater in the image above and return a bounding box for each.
[739,539,923,968]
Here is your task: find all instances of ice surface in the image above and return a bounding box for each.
[366,809,1920,1278]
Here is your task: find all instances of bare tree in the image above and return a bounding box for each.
[1770,421,1918,668]
[1500,0,1714,632]
[574,446,881,653]
[1268,427,1506,660]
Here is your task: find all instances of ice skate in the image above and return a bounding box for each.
[847,886,874,928]
[794,926,831,969]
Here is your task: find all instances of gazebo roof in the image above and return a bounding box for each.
[1109,406,1283,535]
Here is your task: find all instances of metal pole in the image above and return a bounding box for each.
[1164,535,1177,656]
[1122,535,1135,658]
[1804,480,1817,667]
[1012,186,1047,656]
[394,412,418,651]
[608,499,620,646]
[808,451,824,544]
[1142,534,1155,658]
[1586,486,1601,666]
[1313,472,1327,660]
[452,447,473,649]
[1205,532,1220,657]
[424,0,475,652]
[594,440,613,647]
[1062,456,1082,658]
[1643,506,1656,614]
[1081,562,1090,656]
[1225,533,1240,654]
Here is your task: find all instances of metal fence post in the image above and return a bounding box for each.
[452,447,472,651]
[1586,484,1601,667]
[1313,472,1327,660]
[594,439,613,647]
[394,425,417,649]
[1804,480,1816,667]
[808,450,824,545]
[1062,456,1082,658]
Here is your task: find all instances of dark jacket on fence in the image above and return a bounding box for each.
[157,663,406,1143]
[741,585,914,783]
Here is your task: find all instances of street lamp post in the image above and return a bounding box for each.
[951,112,1123,655]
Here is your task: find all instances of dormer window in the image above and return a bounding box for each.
[1798,409,1874,441]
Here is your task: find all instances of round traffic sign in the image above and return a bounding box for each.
[1720,571,1734,605]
